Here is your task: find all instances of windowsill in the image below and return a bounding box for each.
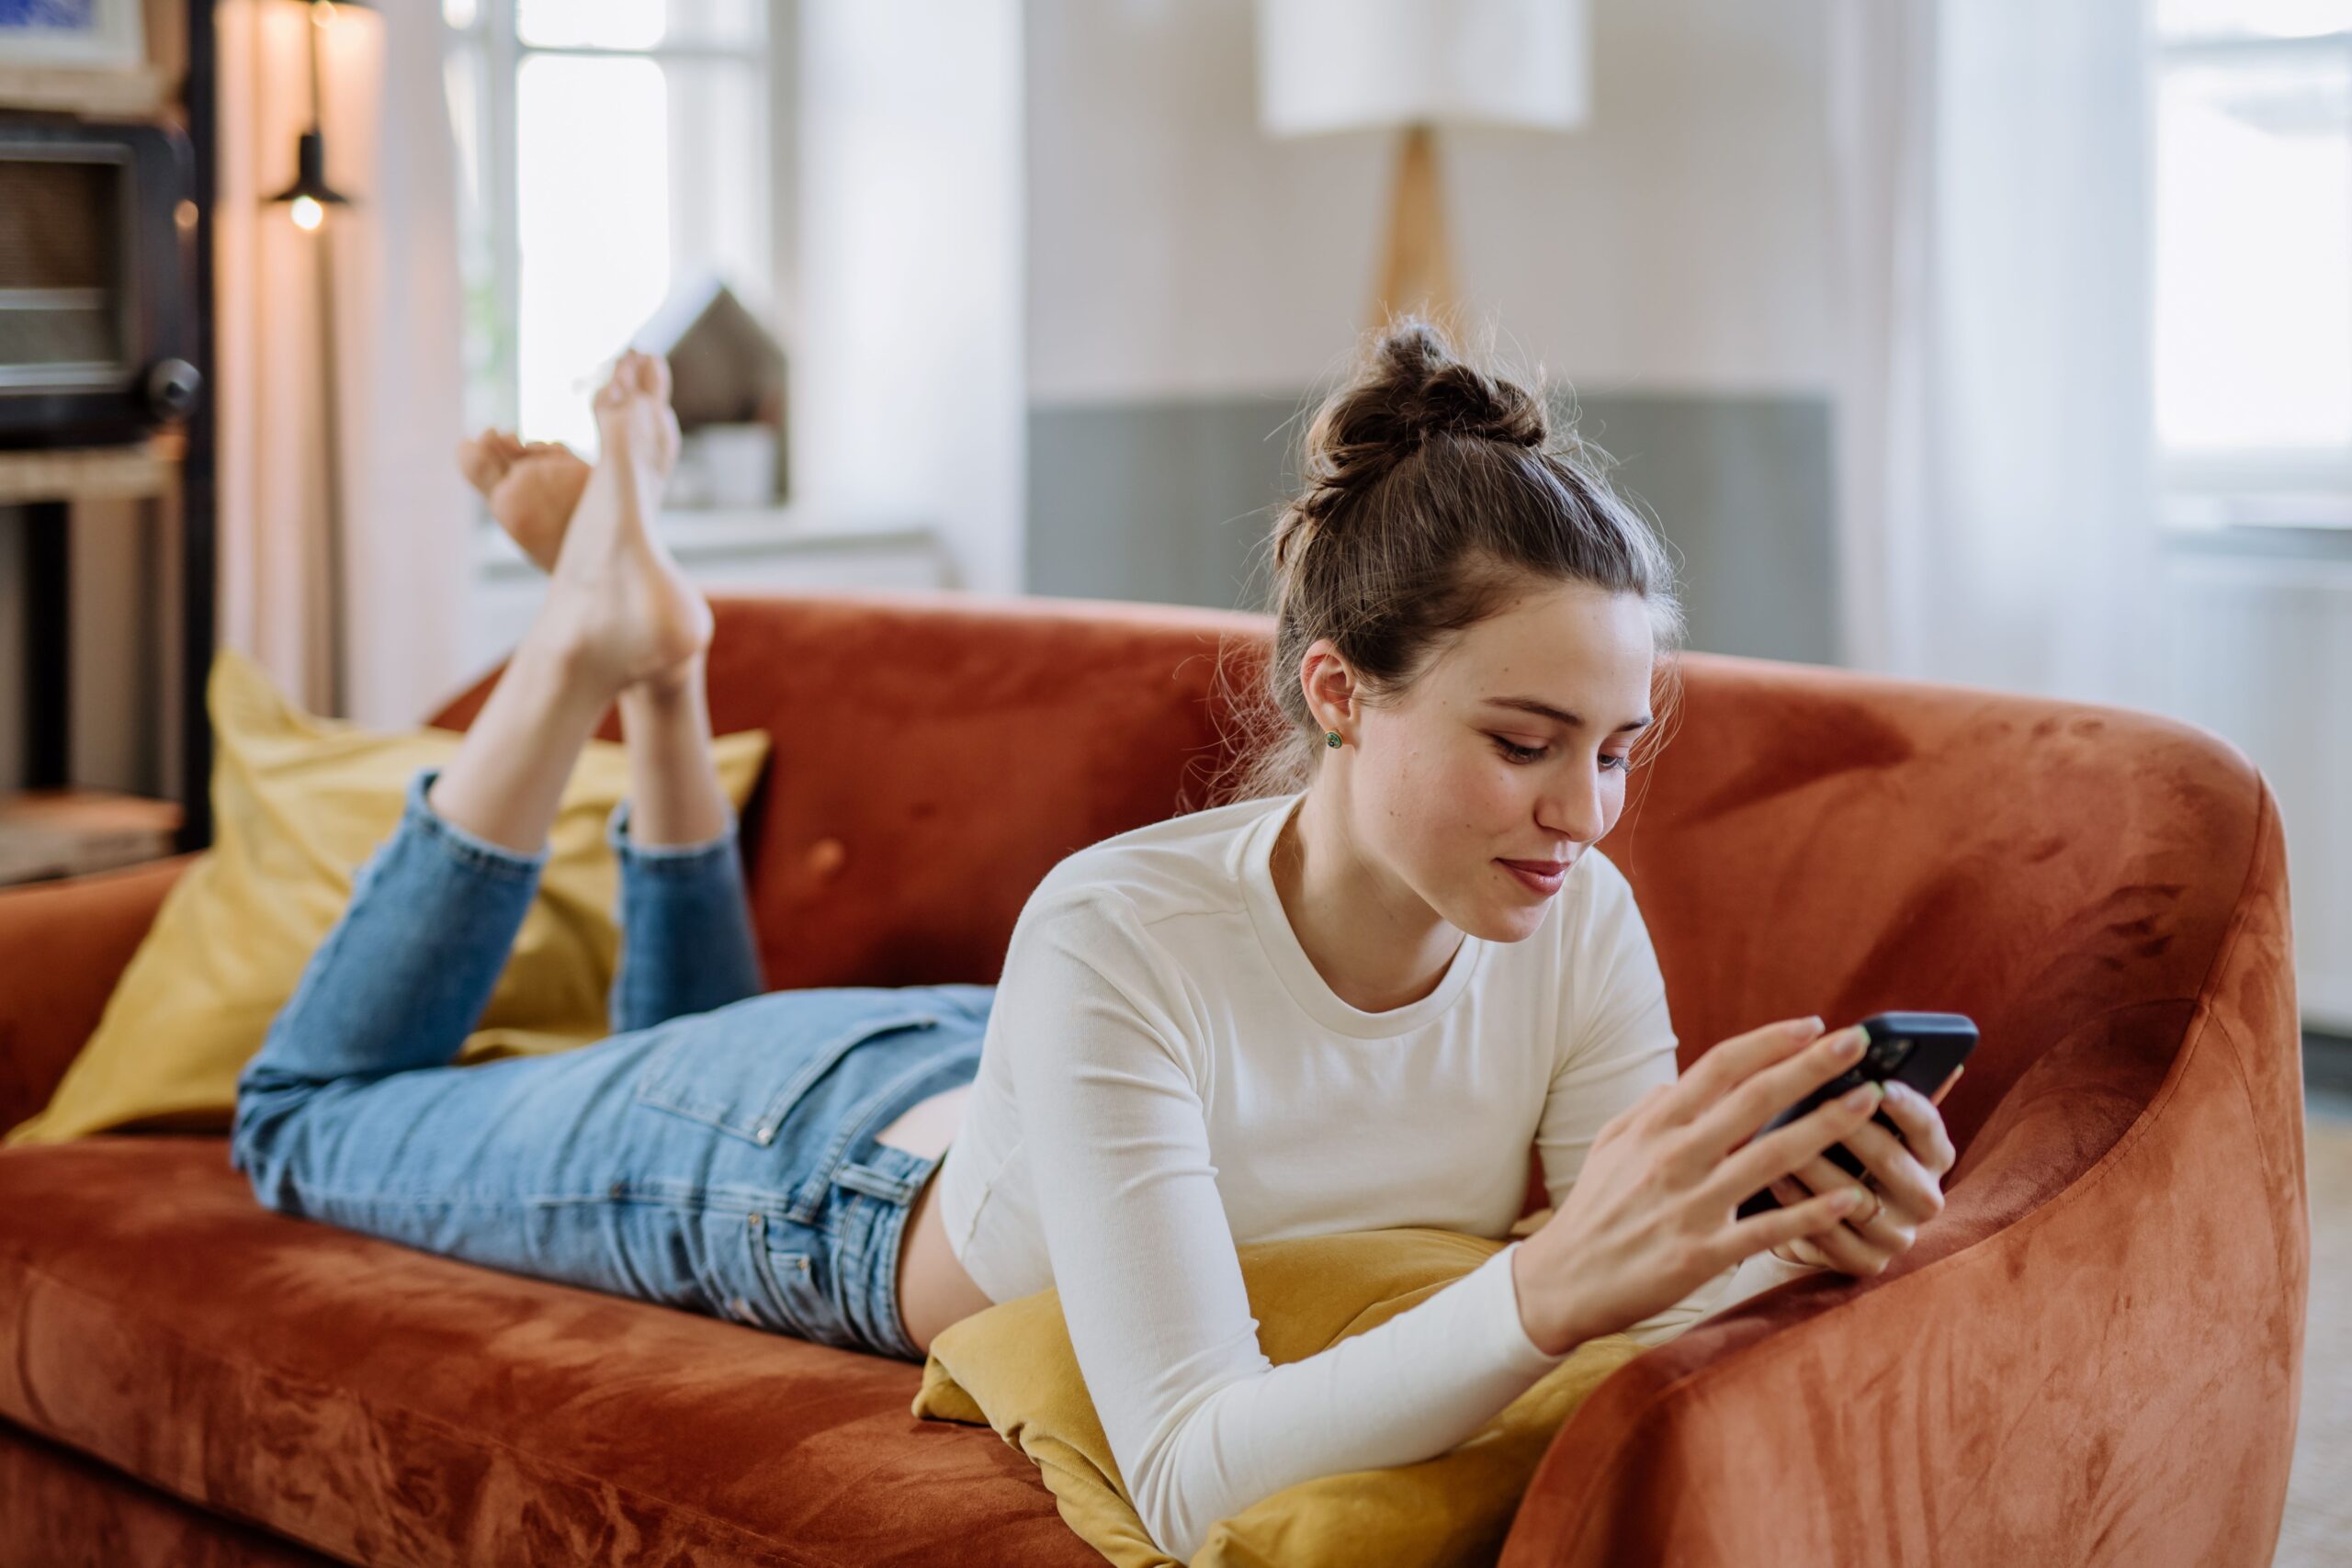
[2160,522,2352,561]
[474,504,943,581]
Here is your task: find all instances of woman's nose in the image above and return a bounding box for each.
[1538,770,1607,842]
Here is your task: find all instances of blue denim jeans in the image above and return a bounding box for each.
[230,762,992,1362]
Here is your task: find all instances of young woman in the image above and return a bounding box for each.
[232,326,1957,1562]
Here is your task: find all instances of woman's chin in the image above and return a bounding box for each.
[1455,895,1551,944]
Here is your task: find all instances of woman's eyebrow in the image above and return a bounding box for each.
[1485,696,1655,732]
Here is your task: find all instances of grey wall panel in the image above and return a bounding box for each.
[1028,390,1838,666]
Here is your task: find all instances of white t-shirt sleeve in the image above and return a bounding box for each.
[997,893,1566,1564]
[1534,858,1825,1349]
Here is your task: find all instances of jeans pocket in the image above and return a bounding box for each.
[743,1210,848,1346]
[629,1002,944,1147]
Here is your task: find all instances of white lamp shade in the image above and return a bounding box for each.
[1256,0,1591,137]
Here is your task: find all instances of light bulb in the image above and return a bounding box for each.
[290,195,324,231]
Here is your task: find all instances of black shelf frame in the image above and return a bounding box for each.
[179,0,219,853]
[12,1,218,855]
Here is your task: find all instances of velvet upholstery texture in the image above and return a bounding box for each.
[0,590,2307,1567]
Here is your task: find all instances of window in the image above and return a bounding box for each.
[441,0,774,462]
[2154,0,2352,527]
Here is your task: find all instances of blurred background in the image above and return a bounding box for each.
[0,0,2344,1036]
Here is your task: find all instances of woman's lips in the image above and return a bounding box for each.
[1498,858,1570,896]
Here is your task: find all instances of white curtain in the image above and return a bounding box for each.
[215,1,469,728]
[1827,0,2165,713]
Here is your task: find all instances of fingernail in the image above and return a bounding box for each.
[1841,1082,1883,1111]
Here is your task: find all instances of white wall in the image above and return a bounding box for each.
[1025,0,1835,401]
[792,0,1027,593]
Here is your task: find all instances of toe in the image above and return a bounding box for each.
[638,350,672,403]
[457,430,513,493]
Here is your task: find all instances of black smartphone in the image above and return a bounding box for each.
[1734,1011,1977,1221]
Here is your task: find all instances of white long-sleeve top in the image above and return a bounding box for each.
[931,790,1819,1563]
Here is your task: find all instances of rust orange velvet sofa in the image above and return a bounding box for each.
[0,590,2307,1567]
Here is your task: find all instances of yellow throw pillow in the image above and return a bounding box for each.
[5,645,771,1145]
[912,1226,1646,1568]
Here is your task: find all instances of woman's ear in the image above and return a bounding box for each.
[1298,640,1359,738]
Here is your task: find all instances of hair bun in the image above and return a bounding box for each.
[1369,319,1548,448]
[1287,319,1549,549]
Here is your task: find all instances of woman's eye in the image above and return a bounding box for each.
[1491,736,1634,772]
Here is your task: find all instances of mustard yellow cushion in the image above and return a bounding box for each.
[4,645,771,1146]
[911,1226,1646,1568]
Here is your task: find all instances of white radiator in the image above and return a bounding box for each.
[2162,550,2352,1033]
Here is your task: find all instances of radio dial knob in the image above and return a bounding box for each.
[145,358,204,420]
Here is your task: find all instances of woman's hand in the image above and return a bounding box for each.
[1765,1064,1963,1276]
[1510,1016,1920,1356]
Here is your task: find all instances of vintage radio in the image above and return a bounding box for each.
[0,116,202,447]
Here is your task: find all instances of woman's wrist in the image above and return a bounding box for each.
[1507,1240,1590,1357]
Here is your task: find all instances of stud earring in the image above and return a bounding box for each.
[1325,730,1343,749]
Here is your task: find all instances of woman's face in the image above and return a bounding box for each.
[1329,580,1657,944]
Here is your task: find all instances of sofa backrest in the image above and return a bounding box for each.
[431,589,1283,993]
[431,589,2281,1206]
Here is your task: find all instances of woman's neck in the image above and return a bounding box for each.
[1271,786,1465,1015]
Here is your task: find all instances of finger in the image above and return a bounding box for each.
[1688,1023,1870,1152]
[1785,1151,1928,1239]
[1876,1078,1958,1179]
[1800,1201,1892,1275]
[1657,1017,1833,1126]
[1731,1182,1875,1263]
[1819,1113,1941,1220]
[1707,1075,1885,1206]
[1771,1162,1900,1270]
[1769,1230,1825,1269]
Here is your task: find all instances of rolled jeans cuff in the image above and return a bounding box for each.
[408,764,551,880]
[605,795,741,870]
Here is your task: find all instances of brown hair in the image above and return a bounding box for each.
[1204,318,1688,806]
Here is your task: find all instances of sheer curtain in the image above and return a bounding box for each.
[215,1,469,728]
[1827,0,2165,713]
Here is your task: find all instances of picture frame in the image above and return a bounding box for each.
[0,0,146,71]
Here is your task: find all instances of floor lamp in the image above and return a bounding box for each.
[1256,0,1592,331]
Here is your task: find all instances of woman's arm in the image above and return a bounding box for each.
[1533,859,1826,1348]
[1001,894,1567,1563]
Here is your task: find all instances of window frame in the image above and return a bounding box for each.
[2151,15,2352,530]
[441,2,787,500]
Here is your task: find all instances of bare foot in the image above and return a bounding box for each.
[457,428,593,572]
[535,350,712,694]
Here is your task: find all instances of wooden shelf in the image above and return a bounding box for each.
[0,64,173,119]
[0,435,182,505]
[0,787,185,887]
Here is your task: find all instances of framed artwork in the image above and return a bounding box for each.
[0,0,147,70]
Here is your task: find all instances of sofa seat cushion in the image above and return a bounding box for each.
[0,1136,1102,1568]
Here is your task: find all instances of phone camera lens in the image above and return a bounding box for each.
[1868,1037,1913,1069]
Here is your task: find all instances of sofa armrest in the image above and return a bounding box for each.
[0,854,199,1132]
[1502,776,2304,1568]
